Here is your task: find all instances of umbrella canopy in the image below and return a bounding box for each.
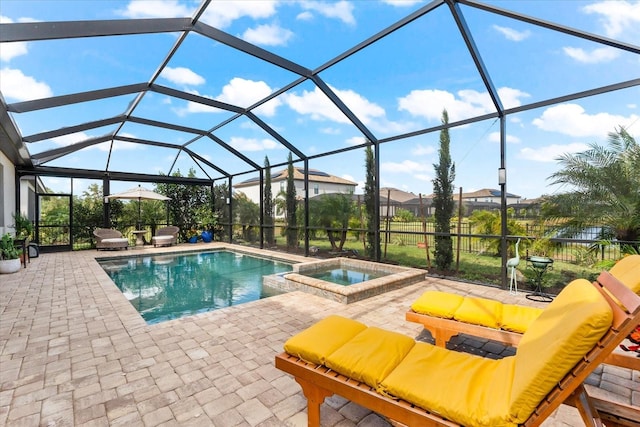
[106,185,170,228]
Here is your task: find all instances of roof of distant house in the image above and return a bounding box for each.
[379,187,420,203]
[459,188,521,199]
[235,168,357,188]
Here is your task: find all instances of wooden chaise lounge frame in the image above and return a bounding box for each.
[275,271,640,427]
[405,307,639,372]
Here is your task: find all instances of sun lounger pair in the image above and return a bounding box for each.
[275,265,640,426]
[406,255,640,371]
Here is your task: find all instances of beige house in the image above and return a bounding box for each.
[234,168,357,218]
[459,188,521,205]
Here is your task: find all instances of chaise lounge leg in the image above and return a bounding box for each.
[571,385,604,427]
[295,377,333,427]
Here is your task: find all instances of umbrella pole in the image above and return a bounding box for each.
[137,197,141,230]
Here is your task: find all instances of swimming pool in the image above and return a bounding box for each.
[98,250,292,324]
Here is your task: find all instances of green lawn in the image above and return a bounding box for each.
[307,237,603,293]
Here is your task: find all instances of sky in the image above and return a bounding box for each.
[1,0,639,200]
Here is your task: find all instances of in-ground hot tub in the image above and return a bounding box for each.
[263,257,426,304]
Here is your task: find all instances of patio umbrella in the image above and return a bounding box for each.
[106,185,170,228]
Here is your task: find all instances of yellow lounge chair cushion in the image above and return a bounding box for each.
[509,278,613,422]
[500,304,543,333]
[411,290,464,318]
[454,296,503,329]
[325,326,415,390]
[609,254,640,294]
[380,342,516,427]
[283,315,366,365]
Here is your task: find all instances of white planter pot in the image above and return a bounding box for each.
[0,259,21,274]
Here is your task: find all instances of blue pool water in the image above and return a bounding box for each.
[307,268,384,286]
[99,251,292,324]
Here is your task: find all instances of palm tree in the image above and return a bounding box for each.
[542,126,640,252]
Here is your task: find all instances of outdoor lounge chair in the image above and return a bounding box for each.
[93,228,129,250]
[151,226,179,247]
[405,255,640,371]
[275,270,640,427]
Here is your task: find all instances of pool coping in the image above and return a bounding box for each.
[264,257,427,304]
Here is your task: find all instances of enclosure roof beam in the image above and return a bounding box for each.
[447,0,503,114]
[30,135,113,165]
[127,116,206,136]
[459,0,640,55]
[17,165,216,185]
[150,84,244,114]
[0,18,192,42]
[6,84,148,114]
[23,116,125,143]
[504,78,640,116]
[193,21,311,77]
[206,134,261,170]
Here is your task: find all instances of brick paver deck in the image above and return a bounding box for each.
[1,243,637,426]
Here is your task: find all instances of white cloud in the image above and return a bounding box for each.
[52,132,92,147]
[628,103,637,109]
[296,11,313,21]
[563,46,619,64]
[172,78,281,116]
[160,66,205,86]
[532,103,639,138]
[381,159,423,173]
[217,77,281,116]
[119,0,194,18]
[0,68,52,101]
[0,41,28,62]
[519,142,590,163]
[228,136,282,151]
[320,127,341,135]
[381,0,423,6]
[285,85,384,125]
[583,1,640,38]
[201,0,278,29]
[398,87,529,122]
[498,87,530,108]
[414,173,432,182]
[242,23,293,46]
[345,136,366,146]
[411,144,435,156]
[493,25,531,41]
[488,132,521,144]
[0,16,29,62]
[299,0,355,25]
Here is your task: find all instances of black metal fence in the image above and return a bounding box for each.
[228,220,632,265]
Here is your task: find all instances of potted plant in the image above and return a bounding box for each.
[12,212,34,239]
[186,228,200,244]
[0,233,21,274]
[197,210,218,243]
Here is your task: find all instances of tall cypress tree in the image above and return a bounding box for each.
[433,109,455,270]
[263,156,274,245]
[364,145,378,259]
[286,152,298,248]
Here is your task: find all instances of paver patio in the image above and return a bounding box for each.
[1,243,637,426]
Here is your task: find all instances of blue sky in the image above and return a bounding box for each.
[1,0,639,200]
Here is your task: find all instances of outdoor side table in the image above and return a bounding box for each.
[526,256,554,302]
[131,230,148,247]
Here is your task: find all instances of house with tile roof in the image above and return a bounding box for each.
[234,168,357,218]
